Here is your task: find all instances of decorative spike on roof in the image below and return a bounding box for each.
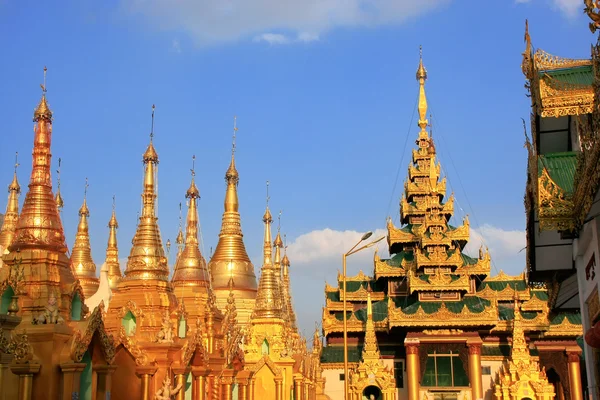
[361,285,381,362]
[71,179,99,299]
[209,117,256,296]
[172,156,210,288]
[123,105,169,281]
[0,152,21,252]
[10,67,67,253]
[252,182,284,319]
[105,195,121,290]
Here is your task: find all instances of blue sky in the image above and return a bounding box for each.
[0,0,593,336]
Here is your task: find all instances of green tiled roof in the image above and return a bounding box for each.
[538,152,578,195]
[402,296,491,315]
[461,253,478,266]
[550,312,582,325]
[333,299,389,322]
[498,306,539,321]
[479,280,527,292]
[326,291,340,301]
[342,279,386,293]
[321,345,402,364]
[383,251,414,267]
[532,291,549,301]
[543,65,593,86]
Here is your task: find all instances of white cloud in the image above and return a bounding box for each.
[119,0,447,46]
[172,39,182,53]
[253,33,290,45]
[287,228,388,265]
[464,224,526,261]
[515,0,581,17]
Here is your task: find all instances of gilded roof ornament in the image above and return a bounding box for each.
[55,157,64,210]
[105,195,122,290]
[585,0,600,33]
[33,66,52,121]
[0,152,21,252]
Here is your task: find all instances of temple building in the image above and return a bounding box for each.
[0,73,321,400]
[522,12,600,399]
[319,53,585,400]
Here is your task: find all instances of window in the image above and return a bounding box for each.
[121,311,137,336]
[482,366,491,375]
[261,339,270,355]
[422,351,469,387]
[339,373,345,381]
[394,361,404,388]
[71,292,82,321]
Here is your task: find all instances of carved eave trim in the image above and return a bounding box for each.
[387,299,498,328]
[521,294,550,311]
[484,270,525,282]
[405,179,447,199]
[476,285,531,301]
[181,328,207,366]
[325,282,337,293]
[414,247,463,268]
[325,299,345,311]
[374,254,408,279]
[387,224,417,246]
[322,362,358,370]
[407,271,470,293]
[118,299,145,320]
[340,286,385,302]
[247,355,283,378]
[456,256,491,276]
[533,49,592,71]
[70,301,116,364]
[116,326,150,366]
[445,223,469,244]
[338,270,371,282]
[543,317,583,337]
[537,167,575,230]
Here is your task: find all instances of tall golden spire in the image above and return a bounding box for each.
[0,152,21,253]
[209,116,257,295]
[510,298,530,364]
[105,195,121,290]
[252,182,284,319]
[124,104,169,280]
[10,67,67,253]
[172,155,210,289]
[361,285,381,362]
[71,178,99,298]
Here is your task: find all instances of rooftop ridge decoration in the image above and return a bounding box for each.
[483,270,526,282]
[123,104,169,280]
[534,49,592,71]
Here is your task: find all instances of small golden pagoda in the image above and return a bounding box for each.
[70,187,99,299]
[105,198,122,291]
[0,154,20,256]
[209,121,257,325]
[320,51,585,400]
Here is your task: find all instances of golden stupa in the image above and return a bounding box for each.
[0,75,321,400]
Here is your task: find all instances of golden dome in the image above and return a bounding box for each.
[8,172,20,193]
[416,46,427,81]
[143,142,159,163]
[71,196,99,298]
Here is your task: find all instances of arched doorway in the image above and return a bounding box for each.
[362,385,381,400]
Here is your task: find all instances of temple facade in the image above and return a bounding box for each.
[320,54,585,400]
[0,76,322,400]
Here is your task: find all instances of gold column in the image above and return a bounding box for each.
[567,351,583,400]
[173,367,189,400]
[303,380,310,400]
[236,370,252,400]
[220,369,235,400]
[10,364,40,400]
[294,375,303,400]
[342,253,349,400]
[275,377,283,400]
[94,364,117,400]
[557,381,565,400]
[136,366,158,400]
[192,367,207,400]
[59,362,87,400]
[468,343,483,400]
[248,378,255,400]
[405,342,420,400]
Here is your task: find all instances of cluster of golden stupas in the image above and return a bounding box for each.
[0,70,327,400]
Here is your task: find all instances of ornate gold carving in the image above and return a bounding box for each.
[8,331,34,364]
[544,315,584,337]
[407,270,469,293]
[477,285,530,302]
[155,375,183,400]
[71,301,116,364]
[387,297,498,328]
[117,326,150,366]
[32,290,64,324]
[585,0,600,33]
[422,329,463,335]
[534,49,592,71]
